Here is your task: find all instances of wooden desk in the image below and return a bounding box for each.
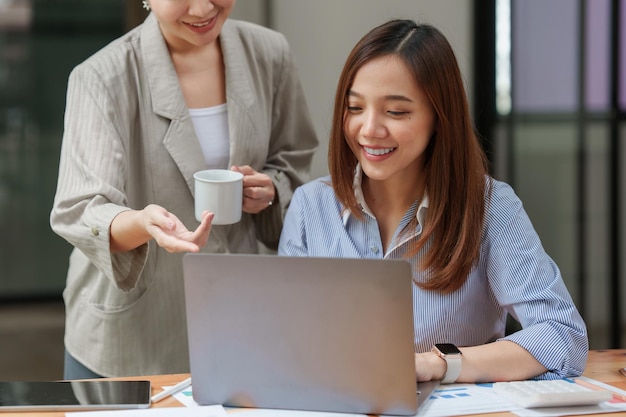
[3,350,626,416]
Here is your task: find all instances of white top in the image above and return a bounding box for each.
[189,103,230,169]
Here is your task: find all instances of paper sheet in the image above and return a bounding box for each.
[171,386,367,416]
[229,410,366,417]
[415,378,626,417]
[171,383,515,416]
[413,383,524,417]
[165,377,626,417]
[66,405,228,417]
[172,385,197,407]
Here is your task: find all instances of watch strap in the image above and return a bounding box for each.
[432,344,463,384]
[440,353,462,383]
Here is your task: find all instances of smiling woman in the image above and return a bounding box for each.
[278,19,588,385]
[147,0,234,51]
[49,0,317,379]
[344,55,434,247]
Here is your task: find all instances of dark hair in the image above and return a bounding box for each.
[328,20,490,293]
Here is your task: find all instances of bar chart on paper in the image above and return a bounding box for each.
[418,378,626,417]
[173,383,517,416]
[417,384,522,417]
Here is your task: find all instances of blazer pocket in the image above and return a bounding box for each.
[87,272,153,314]
[87,249,154,314]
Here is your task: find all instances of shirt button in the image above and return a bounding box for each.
[370,245,379,253]
[91,227,99,236]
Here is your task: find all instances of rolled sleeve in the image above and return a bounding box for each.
[50,64,148,291]
[485,182,588,378]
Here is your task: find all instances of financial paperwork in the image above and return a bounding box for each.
[415,383,524,416]
[172,386,368,416]
[172,384,197,407]
[164,378,626,417]
[232,410,366,417]
[171,383,514,416]
[417,378,626,417]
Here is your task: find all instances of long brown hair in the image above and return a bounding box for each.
[328,20,490,293]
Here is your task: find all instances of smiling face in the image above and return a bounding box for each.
[149,0,235,52]
[344,55,436,187]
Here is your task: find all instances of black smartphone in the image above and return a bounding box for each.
[0,380,151,411]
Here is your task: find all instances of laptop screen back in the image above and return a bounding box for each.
[183,254,418,415]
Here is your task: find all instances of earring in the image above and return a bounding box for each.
[142,0,150,11]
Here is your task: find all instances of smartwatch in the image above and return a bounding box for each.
[432,343,462,384]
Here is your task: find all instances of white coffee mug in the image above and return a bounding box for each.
[193,169,244,225]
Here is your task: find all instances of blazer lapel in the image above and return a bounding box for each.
[140,14,205,195]
[219,21,257,167]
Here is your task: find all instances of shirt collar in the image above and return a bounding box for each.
[343,163,430,226]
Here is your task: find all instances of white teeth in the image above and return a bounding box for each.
[190,21,209,27]
[363,146,395,156]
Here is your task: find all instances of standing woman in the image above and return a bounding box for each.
[51,0,318,378]
[279,20,587,383]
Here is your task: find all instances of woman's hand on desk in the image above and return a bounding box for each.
[414,341,548,384]
[415,352,446,382]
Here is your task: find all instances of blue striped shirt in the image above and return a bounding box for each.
[278,174,589,379]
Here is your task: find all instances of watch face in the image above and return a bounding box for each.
[435,343,462,355]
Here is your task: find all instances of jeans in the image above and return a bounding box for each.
[64,349,103,379]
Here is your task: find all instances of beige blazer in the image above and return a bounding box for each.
[50,14,318,377]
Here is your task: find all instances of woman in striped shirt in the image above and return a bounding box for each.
[279,20,588,384]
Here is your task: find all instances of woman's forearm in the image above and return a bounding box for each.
[109,209,152,253]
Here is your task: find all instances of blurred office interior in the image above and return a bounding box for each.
[0,0,624,380]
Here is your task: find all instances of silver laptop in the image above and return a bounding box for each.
[182,253,438,415]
